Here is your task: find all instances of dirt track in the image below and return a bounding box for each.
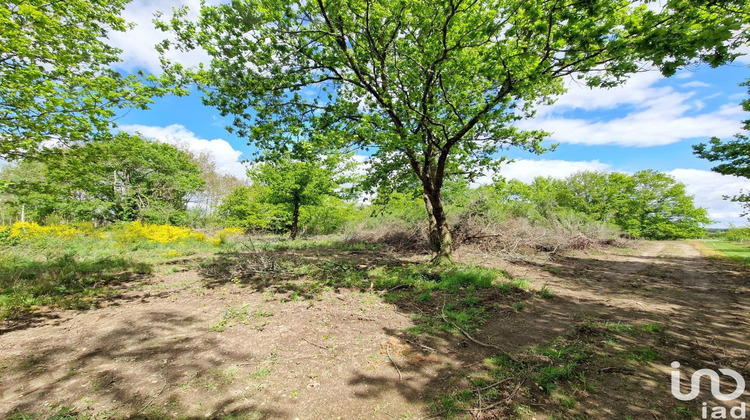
[0,241,748,419]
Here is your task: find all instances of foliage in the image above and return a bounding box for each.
[495,170,710,239]
[158,0,747,259]
[724,227,750,242]
[185,149,247,217]
[693,79,750,217]
[0,0,169,158]
[219,151,354,237]
[1,133,205,225]
[217,185,284,231]
[250,153,348,239]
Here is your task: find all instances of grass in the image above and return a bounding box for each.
[538,284,554,299]
[0,254,151,319]
[694,240,750,265]
[626,348,659,362]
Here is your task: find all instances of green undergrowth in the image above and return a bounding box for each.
[0,254,151,319]
[429,318,667,419]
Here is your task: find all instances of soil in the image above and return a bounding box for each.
[0,241,748,419]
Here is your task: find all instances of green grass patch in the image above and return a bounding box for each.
[696,240,750,265]
[626,348,659,362]
[0,254,151,319]
[640,323,662,333]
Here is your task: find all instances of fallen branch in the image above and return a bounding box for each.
[302,338,328,350]
[386,345,403,381]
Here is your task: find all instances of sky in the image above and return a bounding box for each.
[110,0,749,227]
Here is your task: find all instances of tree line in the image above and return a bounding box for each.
[1,0,749,260]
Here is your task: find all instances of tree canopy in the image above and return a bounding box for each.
[0,0,168,158]
[158,0,747,260]
[693,79,750,217]
[0,133,204,224]
[495,170,710,239]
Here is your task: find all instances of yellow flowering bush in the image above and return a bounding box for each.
[3,222,82,240]
[117,221,207,244]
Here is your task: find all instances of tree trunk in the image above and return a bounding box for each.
[423,187,453,264]
[290,199,301,240]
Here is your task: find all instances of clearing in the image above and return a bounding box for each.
[1,241,748,419]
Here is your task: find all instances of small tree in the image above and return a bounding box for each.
[249,156,342,239]
[159,0,747,261]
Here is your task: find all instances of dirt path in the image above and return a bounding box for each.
[0,241,748,419]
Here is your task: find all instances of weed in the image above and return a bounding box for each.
[603,321,633,333]
[251,367,271,378]
[641,323,662,333]
[538,284,554,299]
[627,348,659,362]
[211,304,252,332]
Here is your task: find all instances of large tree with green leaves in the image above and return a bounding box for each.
[158,0,747,261]
[0,0,167,158]
[693,80,750,217]
[2,133,205,224]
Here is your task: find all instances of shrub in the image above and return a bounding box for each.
[1,222,82,241]
[725,227,750,242]
[116,221,207,244]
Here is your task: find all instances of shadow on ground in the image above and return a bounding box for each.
[1,241,748,419]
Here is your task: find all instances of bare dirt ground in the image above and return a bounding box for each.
[0,241,748,419]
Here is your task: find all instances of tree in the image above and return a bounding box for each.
[20,133,205,224]
[249,156,342,239]
[0,0,168,158]
[626,170,709,239]
[693,80,750,217]
[512,170,710,239]
[186,149,246,216]
[218,185,287,231]
[0,160,49,223]
[158,0,747,261]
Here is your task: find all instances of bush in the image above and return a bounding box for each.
[115,221,207,244]
[0,222,82,243]
[725,227,750,242]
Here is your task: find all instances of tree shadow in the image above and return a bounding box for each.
[2,242,748,419]
[3,309,288,419]
[0,255,152,334]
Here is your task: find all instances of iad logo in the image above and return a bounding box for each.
[671,361,747,419]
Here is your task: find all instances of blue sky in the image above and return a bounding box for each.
[110,0,750,227]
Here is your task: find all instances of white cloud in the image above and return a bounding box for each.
[520,72,745,147]
[471,158,612,187]
[681,81,711,88]
[668,169,748,227]
[733,42,750,65]
[121,123,248,179]
[109,0,221,74]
